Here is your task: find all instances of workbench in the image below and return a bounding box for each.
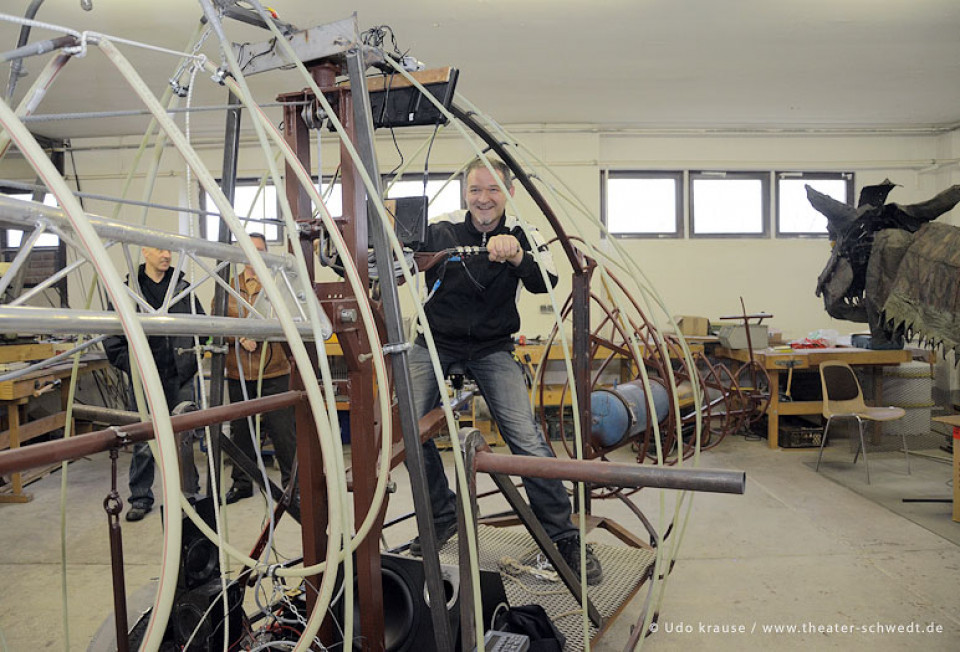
[0,357,109,502]
[715,346,912,449]
[518,339,704,408]
[931,414,960,522]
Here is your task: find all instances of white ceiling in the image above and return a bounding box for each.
[2,0,960,141]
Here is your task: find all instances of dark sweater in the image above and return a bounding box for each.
[418,210,557,359]
[103,265,204,387]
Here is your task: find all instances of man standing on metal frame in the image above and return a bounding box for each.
[407,157,602,585]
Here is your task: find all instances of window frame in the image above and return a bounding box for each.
[601,170,684,239]
[1,189,62,249]
[689,170,771,238]
[775,171,854,238]
[384,172,464,217]
[200,179,284,243]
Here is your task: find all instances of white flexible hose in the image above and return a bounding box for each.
[97,36,350,652]
[0,95,184,652]
[195,5,357,647]
[0,51,71,161]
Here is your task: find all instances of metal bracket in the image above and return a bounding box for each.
[381,341,411,355]
[110,425,132,448]
[233,15,358,76]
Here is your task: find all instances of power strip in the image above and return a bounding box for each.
[480,630,530,652]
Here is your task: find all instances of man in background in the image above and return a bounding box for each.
[104,246,203,522]
[220,233,297,504]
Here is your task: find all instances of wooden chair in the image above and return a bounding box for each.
[816,361,908,484]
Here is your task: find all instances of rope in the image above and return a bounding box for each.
[0,13,208,61]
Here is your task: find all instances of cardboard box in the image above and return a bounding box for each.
[675,315,709,337]
[931,415,960,523]
[718,324,769,350]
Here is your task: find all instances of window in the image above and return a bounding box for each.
[602,171,682,237]
[2,192,61,247]
[776,172,853,236]
[204,175,462,241]
[317,179,343,218]
[202,182,282,242]
[690,171,770,237]
[386,175,462,218]
[314,174,462,220]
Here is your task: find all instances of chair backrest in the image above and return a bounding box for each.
[819,361,868,418]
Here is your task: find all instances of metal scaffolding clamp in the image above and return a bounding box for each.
[381,341,412,355]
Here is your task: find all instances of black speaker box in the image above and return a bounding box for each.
[367,72,459,129]
[344,553,509,652]
[390,196,429,251]
[174,496,221,590]
[172,579,243,651]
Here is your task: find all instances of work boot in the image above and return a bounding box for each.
[409,521,458,556]
[225,484,254,504]
[125,504,151,522]
[556,535,603,586]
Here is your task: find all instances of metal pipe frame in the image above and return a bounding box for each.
[18,99,310,123]
[0,177,288,223]
[345,45,454,652]
[0,10,747,652]
[0,306,318,339]
[0,195,294,270]
[460,429,605,629]
[0,390,305,475]
[474,451,746,495]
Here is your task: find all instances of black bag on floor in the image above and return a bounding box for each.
[493,604,566,651]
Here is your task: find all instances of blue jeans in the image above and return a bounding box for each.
[408,344,576,541]
[128,379,201,509]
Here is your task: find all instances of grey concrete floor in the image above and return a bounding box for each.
[1,434,958,651]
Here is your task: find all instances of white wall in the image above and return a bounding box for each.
[4,123,960,342]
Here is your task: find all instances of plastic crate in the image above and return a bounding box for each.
[778,416,824,448]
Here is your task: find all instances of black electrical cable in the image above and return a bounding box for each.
[419,123,442,226]
[383,71,404,177]
[458,256,486,293]
[237,37,278,72]
[67,140,84,211]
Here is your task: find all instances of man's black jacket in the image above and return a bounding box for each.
[420,210,557,359]
[103,264,204,386]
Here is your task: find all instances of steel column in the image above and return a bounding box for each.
[340,50,390,652]
[280,86,330,638]
[345,47,454,652]
[206,88,243,497]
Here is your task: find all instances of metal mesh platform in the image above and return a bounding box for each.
[434,525,656,650]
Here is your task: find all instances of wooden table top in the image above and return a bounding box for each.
[714,346,912,369]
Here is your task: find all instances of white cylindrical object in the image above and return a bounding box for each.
[882,362,934,435]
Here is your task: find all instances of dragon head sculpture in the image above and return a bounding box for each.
[807,180,960,346]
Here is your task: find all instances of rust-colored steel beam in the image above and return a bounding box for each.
[473,452,746,495]
[70,404,142,426]
[0,391,306,475]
